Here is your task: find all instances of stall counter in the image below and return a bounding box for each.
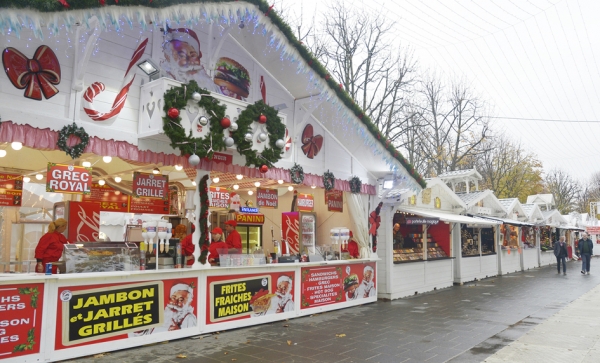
[0,259,377,362]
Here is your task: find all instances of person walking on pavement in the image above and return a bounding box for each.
[554,236,568,275]
[578,233,594,275]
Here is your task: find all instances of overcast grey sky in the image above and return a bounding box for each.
[280,0,600,183]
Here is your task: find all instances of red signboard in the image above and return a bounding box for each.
[0,173,23,206]
[67,201,100,242]
[55,278,197,350]
[82,183,129,213]
[256,188,278,208]
[209,186,231,209]
[46,163,92,194]
[132,172,168,200]
[206,272,295,324]
[586,226,600,235]
[129,196,169,214]
[236,213,265,225]
[0,283,44,358]
[300,262,376,309]
[296,193,314,212]
[202,152,233,165]
[282,212,300,255]
[325,190,343,212]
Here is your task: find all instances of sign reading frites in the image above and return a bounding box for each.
[325,190,343,212]
[0,172,23,206]
[46,163,92,194]
[296,193,314,212]
[209,186,230,208]
[132,172,168,199]
[256,188,278,208]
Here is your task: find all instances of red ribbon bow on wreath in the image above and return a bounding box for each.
[2,46,61,101]
[300,124,323,159]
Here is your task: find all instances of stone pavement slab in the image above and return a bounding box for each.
[63,260,600,363]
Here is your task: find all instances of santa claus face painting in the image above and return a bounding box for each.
[167,40,201,68]
[169,290,190,310]
[276,280,290,296]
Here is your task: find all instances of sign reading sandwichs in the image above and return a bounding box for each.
[132,172,168,199]
[46,163,92,194]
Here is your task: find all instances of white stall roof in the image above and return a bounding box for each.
[397,207,500,226]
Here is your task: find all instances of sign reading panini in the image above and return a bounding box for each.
[46,163,92,194]
[236,213,265,225]
[256,188,278,208]
[325,190,343,212]
[60,282,163,346]
[296,193,314,212]
[132,172,168,199]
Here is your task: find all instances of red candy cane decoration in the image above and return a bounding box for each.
[83,37,148,122]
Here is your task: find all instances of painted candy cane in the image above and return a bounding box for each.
[83,37,148,123]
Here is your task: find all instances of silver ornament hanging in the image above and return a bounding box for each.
[244,133,253,142]
[198,116,208,126]
[224,137,235,147]
[192,92,202,101]
[229,122,238,132]
[258,133,268,142]
[275,139,285,149]
[189,154,200,166]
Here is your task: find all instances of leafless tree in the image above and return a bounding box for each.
[575,171,600,214]
[544,168,581,214]
[469,132,543,201]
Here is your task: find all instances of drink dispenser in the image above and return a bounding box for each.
[340,228,350,252]
[157,221,167,253]
[146,221,157,253]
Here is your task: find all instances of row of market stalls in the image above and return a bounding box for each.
[376,169,586,300]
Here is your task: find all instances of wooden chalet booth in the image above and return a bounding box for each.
[498,198,538,271]
[0,1,426,362]
[521,203,546,265]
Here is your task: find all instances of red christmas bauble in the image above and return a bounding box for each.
[258,114,267,124]
[168,107,180,119]
[259,164,269,173]
[220,117,231,128]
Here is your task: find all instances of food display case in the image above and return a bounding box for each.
[62,242,140,273]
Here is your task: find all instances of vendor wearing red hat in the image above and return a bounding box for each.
[347,231,360,259]
[180,224,196,267]
[224,220,242,250]
[208,227,228,266]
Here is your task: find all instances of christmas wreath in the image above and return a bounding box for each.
[57,122,89,159]
[198,174,210,265]
[323,170,335,191]
[290,163,304,184]
[349,176,362,194]
[162,81,285,167]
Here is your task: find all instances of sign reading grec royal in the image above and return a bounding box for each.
[405,217,440,225]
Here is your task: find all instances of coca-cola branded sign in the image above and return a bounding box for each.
[46,163,92,194]
[325,190,343,212]
[256,188,278,208]
[296,193,314,212]
[132,172,168,200]
[67,201,100,242]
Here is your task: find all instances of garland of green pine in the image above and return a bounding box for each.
[198,174,209,265]
[5,0,426,188]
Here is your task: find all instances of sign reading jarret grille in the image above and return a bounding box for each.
[256,188,278,208]
[46,163,92,194]
[405,217,439,225]
[61,281,163,346]
[132,172,168,200]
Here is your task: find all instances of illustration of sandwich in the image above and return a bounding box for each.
[213,57,251,99]
[249,288,275,314]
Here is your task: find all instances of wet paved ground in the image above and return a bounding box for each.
[65,259,600,363]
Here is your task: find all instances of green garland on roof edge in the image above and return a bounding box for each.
[2,0,426,188]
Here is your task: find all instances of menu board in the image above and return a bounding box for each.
[0,283,44,359]
[129,196,169,214]
[0,172,22,206]
[82,183,129,212]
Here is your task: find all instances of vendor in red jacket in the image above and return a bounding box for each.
[35,218,69,273]
[180,224,196,267]
[224,220,242,250]
[347,231,360,259]
[208,227,228,266]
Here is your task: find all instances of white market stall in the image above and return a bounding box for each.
[0,1,426,361]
